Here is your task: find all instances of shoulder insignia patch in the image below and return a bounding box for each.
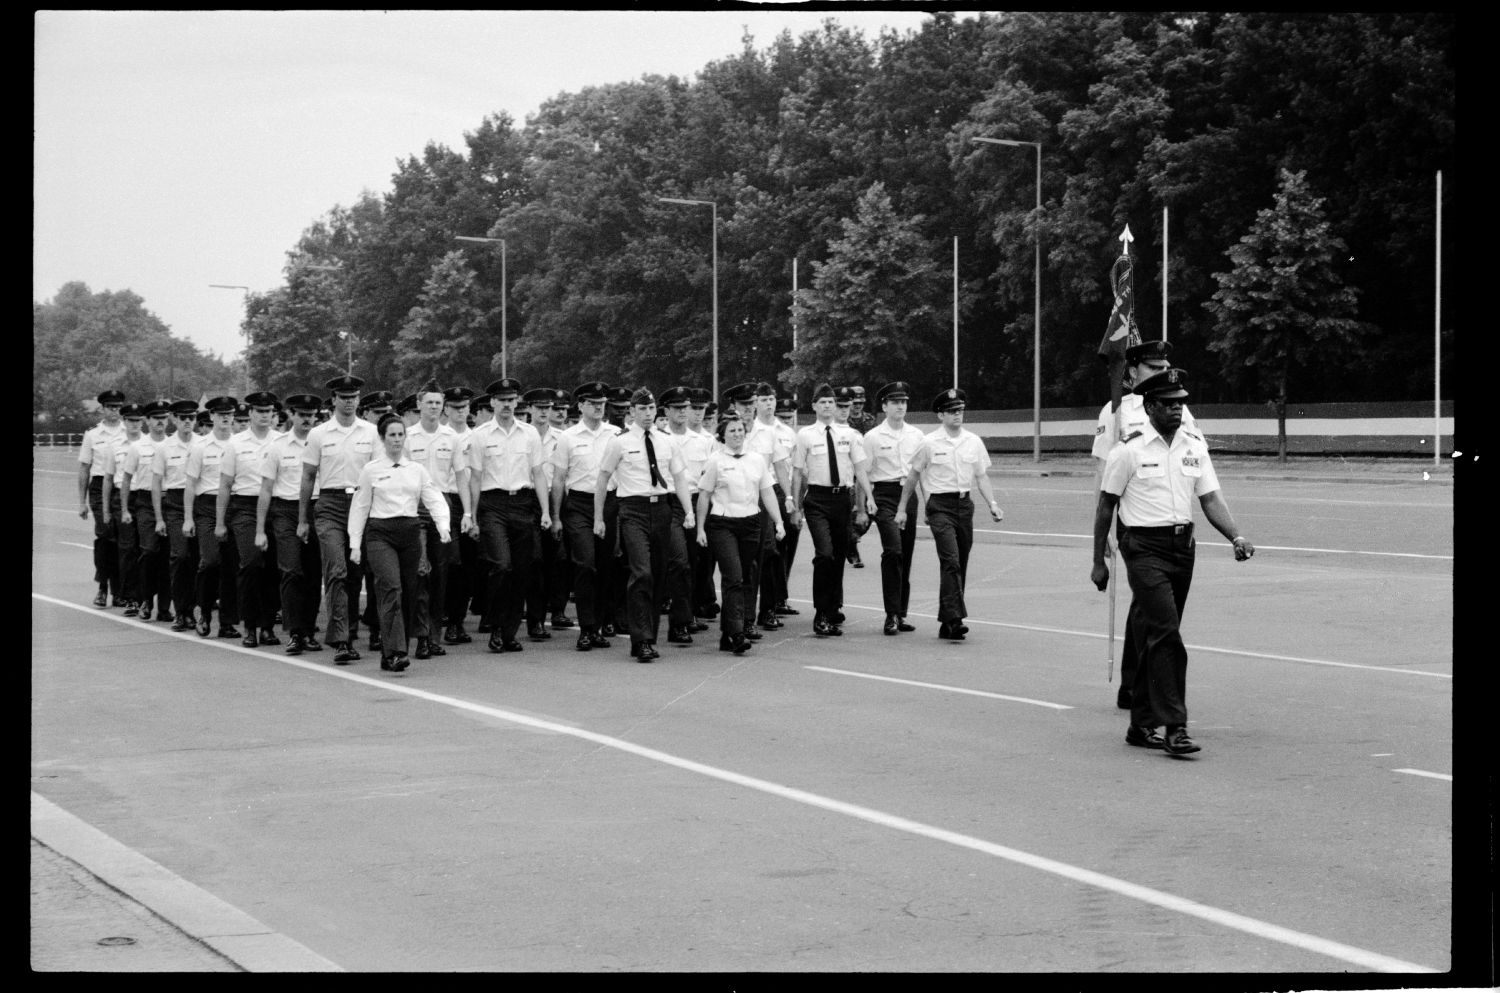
[1122,430,1144,443]
[1183,429,1202,442]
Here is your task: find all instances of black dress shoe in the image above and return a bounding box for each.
[587,631,612,650]
[258,628,281,646]
[427,640,445,656]
[389,653,410,672]
[773,602,799,616]
[938,622,965,641]
[883,615,899,636]
[93,590,108,608]
[718,633,735,652]
[333,643,360,665]
[415,638,432,660]
[635,642,660,663]
[171,616,193,632]
[896,618,915,633]
[551,612,575,628]
[600,623,616,638]
[159,611,174,625]
[444,625,472,645]
[379,654,396,671]
[527,624,551,641]
[302,635,323,652]
[284,635,305,656]
[690,620,708,633]
[742,626,763,641]
[698,603,720,619]
[487,633,506,653]
[756,612,782,630]
[813,615,840,637]
[123,602,139,617]
[196,618,212,638]
[953,623,969,636]
[1162,726,1201,755]
[1116,687,1132,710]
[368,633,382,653]
[576,631,593,652]
[667,626,693,645]
[241,631,259,648]
[111,596,127,608]
[502,639,524,653]
[218,625,241,639]
[138,606,153,621]
[475,621,492,634]
[1125,725,1165,749]
[830,610,846,624]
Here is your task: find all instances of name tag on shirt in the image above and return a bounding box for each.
[1138,461,1165,478]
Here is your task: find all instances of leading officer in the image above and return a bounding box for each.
[1091,369,1254,756]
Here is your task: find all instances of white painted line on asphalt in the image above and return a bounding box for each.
[31,792,343,971]
[805,665,1072,710]
[32,592,1439,973]
[787,599,1453,680]
[1393,768,1452,782]
[59,541,93,551]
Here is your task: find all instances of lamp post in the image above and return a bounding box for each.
[209,283,252,395]
[972,136,1043,462]
[658,197,718,400]
[455,236,508,378]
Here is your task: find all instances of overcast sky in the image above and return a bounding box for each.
[34,9,944,363]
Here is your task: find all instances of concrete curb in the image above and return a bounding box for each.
[31,792,343,972]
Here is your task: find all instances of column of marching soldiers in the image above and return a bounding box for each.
[77,374,1005,672]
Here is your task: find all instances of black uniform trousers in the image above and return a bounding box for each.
[665,497,695,630]
[130,491,171,616]
[87,476,121,597]
[562,490,616,630]
[802,485,853,617]
[872,480,918,618]
[160,489,197,620]
[193,492,237,628]
[226,494,272,630]
[617,495,673,644]
[117,489,142,604]
[1120,525,1195,729]
[477,489,538,643]
[779,486,801,598]
[755,484,789,619]
[526,524,563,627]
[706,513,761,637]
[268,497,322,636]
[312,490,362,647]
[442,492,476,626]
[413,509,445,640]
[925,492,973,624]
[365,516,423,659]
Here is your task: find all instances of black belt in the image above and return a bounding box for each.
[483,487,533,497]
[929,490,971,500]
[620,494,668,503]
[808,485,850,494]
[872,480,904,487]
[1128,522,1193,536]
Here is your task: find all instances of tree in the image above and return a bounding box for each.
[394,252,496,390]
[1204,168,1366,460]
[788,183,945,399]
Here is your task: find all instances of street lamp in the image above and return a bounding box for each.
[658,197,718,400]
[455,236,508,378]
[210,283,252,395]
[972,136,1043,463]
[301,264,350,374]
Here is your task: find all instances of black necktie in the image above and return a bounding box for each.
[644,431,667,490]
[826,426,840,486]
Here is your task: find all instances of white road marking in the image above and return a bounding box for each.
[805,666,1072,710]
[1392,768,1452,782]
[59,541,93,550]
[31,592,1439,973]
[961,527,1452,561]
[787,600,1453,680]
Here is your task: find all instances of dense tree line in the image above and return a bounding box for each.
[32,282,239,432]
[242,13,1458,407]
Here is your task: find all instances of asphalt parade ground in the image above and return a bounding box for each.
[31,449,1466,977]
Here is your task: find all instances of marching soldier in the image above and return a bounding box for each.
[439,386,478,644]
[1091,369,1253,755]
[216,390,282,647]
[184,396,240,638]
[151,399,203,631]
[78,389,127,607]
[545,388,576,630]
[896,389,1004,641]
[745,383,798,632]
[549,381,621,652]
[791,383,874,637]
[686,388,721,622]
[593,388,695,662]
[864,382,925,635]
[121,400,173,622]
[465,378,551,654]
[254,393,324,655]
[773,395,803,609]
[523,387,561,641]
[403,382,458,659]
[101,404,145,615]
[657,386,702,643]
[1093,339,1198,709]
[835,386,870,571]
[300,375,379,665]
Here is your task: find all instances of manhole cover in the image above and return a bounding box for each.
[98,936,137,946]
